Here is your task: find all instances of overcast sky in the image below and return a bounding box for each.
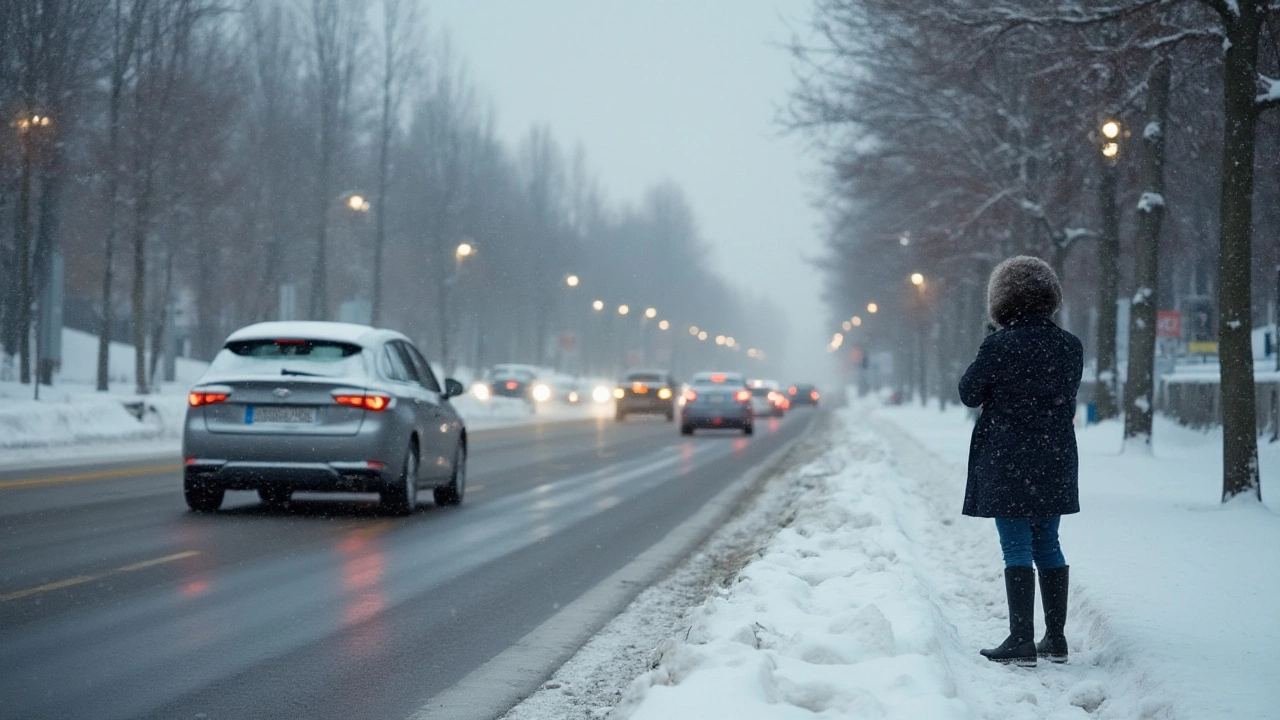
[427,0,834,383]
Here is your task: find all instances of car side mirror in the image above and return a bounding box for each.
[444,378,465,399]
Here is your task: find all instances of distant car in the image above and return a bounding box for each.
[747,379,786,418]
[680,371,753,435]
[788,383,821,407]
[182,321,468,515]
[485,364,541,403]
[614,370,677,421]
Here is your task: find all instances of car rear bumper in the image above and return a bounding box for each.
[682,405,752,427]
[619,397,674,414]
[184,460,395,492]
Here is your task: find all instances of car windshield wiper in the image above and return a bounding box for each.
[281,368,327,377]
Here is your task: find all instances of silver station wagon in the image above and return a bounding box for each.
[182,321,467,515]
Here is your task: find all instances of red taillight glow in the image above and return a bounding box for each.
[334,394,391,411]
[683,390,698,403]
[506,381,518,390]
[188,392,228,407]
[711,373,726,383]
[811,391,820,401]
[185,457,197,465]
[734,389,751,403]
[789,386,798,395]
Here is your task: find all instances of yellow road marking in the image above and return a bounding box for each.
[0,550,200,603]
[0,463,182,491]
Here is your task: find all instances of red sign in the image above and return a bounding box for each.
[1157,310,1182,338]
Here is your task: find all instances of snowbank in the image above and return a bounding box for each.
[608,402,1279,720]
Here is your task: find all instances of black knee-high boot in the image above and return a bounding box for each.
[980,567,1037,666]
[1036,566,1069,663]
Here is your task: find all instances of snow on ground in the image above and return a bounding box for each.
[509,398,1279,719]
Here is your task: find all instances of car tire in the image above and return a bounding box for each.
[184,476,224,513]
[434,443,466,507]
[680,424,694,436]
[743,422,754,436]
[258,487,291,507]
[381,443,418,516]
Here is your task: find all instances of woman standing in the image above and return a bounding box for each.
[959,256,1082,667]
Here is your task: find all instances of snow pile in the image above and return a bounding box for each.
[0,396,179,450]
[613,407,1166,720]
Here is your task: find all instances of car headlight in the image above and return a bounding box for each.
[567,391,580,403]
[532,383,553,403]
[593,386,612,403]
[657,387,673,400]
[612,387,625,400]
[472,383,491,401]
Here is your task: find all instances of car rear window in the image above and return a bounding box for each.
[625,373,664,383]
[750,387,771,397]
[209,339,367,377]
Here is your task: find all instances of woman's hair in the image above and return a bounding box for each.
[987,255,1062,327]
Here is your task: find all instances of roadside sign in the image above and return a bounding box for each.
[1189,341,1219,354]
[1156,310,1181,338]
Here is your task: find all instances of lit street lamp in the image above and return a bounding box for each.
[697,331,708,341]
[852,316,862,327]
[911,272,926,287]
[1101,120,1121,159]
[618,304,630,316]
[456,242,474,259]
[644,307,657,319]
[566,274,580,287]
[658,320,670,330]
[867,302,879,314]
[346,193,371,212]
[592,299,605,311]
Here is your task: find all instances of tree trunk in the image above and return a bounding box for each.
[1122,59,1170,450]
[1218,3,1263,501]
[16,134,34,385]
[1095,159,1121,421]
[131,190,150,395]
[310,143,331,321]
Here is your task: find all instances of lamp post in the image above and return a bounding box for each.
[1095,120,1122,422]
[14,113,53,390]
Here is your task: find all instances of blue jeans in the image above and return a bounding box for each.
[994,517,1066,569]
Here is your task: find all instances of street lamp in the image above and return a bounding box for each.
[842,321,852,331]
[658,320,670,330]
[715,335,726,345]
[697,331,708,341]
[1101,120,1121,159]
[566,274,580,287]
[911,272,925,287]
[689,325,699,335]
[867,302,879,314]
[347,194,371,212]
[644,307,657,319]
[592,299,605,311]
[618,304,630,316]
[852,316,862,327]
[456,242,474,259]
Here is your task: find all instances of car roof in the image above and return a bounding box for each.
[224,321,404,347]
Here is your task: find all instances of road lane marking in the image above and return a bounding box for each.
[0,463,182,491]
[0,550,200,603]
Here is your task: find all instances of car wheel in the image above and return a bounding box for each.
[258,487,291,507]
[680,424,694,436]
[381,443,418,516]
[184,476,224,513]
[743,422,754,436]
[434,443,467,507]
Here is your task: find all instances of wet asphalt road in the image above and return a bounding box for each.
[0,409,814,720]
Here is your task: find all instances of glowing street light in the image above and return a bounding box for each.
[658,320,670,330]
[852,316,862,327]
[842,321,852,331]
[1101,120,1121,159]
[867,302,879,314]
[455,242,474,259]
[715,335,726,345]
[644,307,657,319]
[566,274,580,287]
[618,304,630,316]
[747,349,758,358]
[592,299,605,311]
[1101,120,1121,139]
[689,325,700,336]
[725,336,735,347]
[347,194,371,212]
[697,331,708,341]
[911,272,925,286]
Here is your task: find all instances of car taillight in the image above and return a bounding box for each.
[734,389,751,403]
[658,387,673,400]
[334,394,391,411]
[683,390,698,403]
[188,392,228,407]
[506,381,519,390]
[811,391,820,401]
[789,386,797,395]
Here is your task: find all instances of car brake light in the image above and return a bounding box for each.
[274,338,307,345]
[683,390,698,403]
[188,392,228,407]
[811,391,820,400]
[789,386,797,395]
[734,389,751,403]
[711,373,726,383]
[334,394,391,411]
[506,381,518,390]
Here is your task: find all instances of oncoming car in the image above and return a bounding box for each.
[182,322,468,515]
[788,383,821,407]
[679,371,753,436]
[614,370,677,421]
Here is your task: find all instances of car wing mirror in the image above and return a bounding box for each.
[443,378,465,399]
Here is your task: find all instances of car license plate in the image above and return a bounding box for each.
[708,396,724,404]
[249,406,316,424]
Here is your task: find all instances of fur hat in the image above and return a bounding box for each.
[987,255,1062,326]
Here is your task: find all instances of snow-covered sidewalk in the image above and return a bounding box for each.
[569,401,1280,719]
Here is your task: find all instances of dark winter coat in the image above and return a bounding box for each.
[959,315,1083,518]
